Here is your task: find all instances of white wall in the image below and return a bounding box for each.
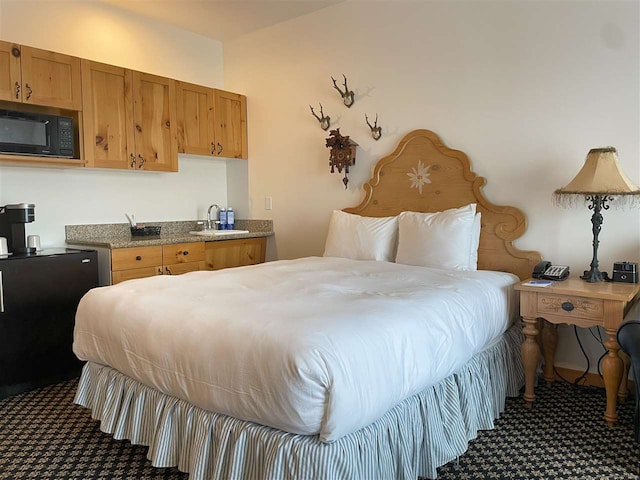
[224,1,640,373]
[0,0,235,247]
[1,158,228,245]
[0,0,224,87]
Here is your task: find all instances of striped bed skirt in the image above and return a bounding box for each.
[75,322,525,480]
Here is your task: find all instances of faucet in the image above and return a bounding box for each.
[206,204,220,229]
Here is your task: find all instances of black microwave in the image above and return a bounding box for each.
[0,109,74,158]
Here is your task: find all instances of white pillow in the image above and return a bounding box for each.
[395,204,478,271]
[469,212,482,271]
[323,210,398,262]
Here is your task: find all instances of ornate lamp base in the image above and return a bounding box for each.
[581,268,610,283]
[581,194,612,283]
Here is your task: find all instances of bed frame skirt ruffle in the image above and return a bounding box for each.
[75,322,524,480]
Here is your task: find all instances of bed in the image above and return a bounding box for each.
[73,129,541,479]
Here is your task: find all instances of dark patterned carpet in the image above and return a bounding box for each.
[0,378,638,479]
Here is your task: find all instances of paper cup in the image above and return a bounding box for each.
[27,235,41,251]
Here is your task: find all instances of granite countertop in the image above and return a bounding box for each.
[65,219,273,249]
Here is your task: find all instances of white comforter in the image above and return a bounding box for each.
[73,256,518,442]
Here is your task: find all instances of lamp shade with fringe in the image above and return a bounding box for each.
[555,147,640,197]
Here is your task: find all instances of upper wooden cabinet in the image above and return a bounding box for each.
[177,82,215,156]
[82,60,178,172]
[81,61,133,169]
[0,41,81,110]
[132,72,178,171]
[177,82,247,159]
[0,42,21,103]
[213,89,247,159]
[1,40,247,168]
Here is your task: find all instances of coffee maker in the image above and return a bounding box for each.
[0,204,36,254]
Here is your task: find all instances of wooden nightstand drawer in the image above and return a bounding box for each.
[537,293,604,321]
[163,242,205,265]
[112,246,163,271]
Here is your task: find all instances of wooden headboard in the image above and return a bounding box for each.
[344,129,541,280]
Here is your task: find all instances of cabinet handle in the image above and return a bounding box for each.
[130,154,136,168]
[561,302,574,312]
[14,82,20,99]
[165,266,172,275]
[211,142,215,155]
[25,83,32,101]
[135,255,142,261]
[157,267,163,275]
[182,251,189,256]
[11,46,20,58]
[217,142,223,155]
[138,154,145,168]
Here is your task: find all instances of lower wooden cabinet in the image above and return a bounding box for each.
[111,245,162,284]
[205,237,266,270]
[162,242,206,275]
[111,238,266,284]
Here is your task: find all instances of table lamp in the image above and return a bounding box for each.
[554,147,640,282]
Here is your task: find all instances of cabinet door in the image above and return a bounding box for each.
[164,261,206,276]
[112,266,163,284]
[0,41,21,102]
[20,46,82,110]
[132,71,178,172]
[176,82,215,156]
[112,245,163,271]
[205,238,266,270]
[213,89,247,159]
[81,60,135,169]
[163,242,205,276]
[163,242,205,265]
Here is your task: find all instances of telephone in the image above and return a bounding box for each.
[532,261,570,281]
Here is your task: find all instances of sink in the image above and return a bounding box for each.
[189,229,250,236]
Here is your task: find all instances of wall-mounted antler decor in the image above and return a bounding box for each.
[309,103,331,130]
[331,74,355,108]
[326,128,358,188]
[365,113,382,140]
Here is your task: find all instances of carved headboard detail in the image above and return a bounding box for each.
[344,129,541,280]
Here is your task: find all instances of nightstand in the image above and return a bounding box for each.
[515,278,640,426]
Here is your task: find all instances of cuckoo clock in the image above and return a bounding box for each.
[326,129,358,188]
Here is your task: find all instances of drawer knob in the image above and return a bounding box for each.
[561,302,574,312]
[183,251,189,256]
[135,255,142,261]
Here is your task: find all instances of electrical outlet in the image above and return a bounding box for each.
[265,196,273,210]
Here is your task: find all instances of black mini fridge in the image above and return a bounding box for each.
[0,248,99,398]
